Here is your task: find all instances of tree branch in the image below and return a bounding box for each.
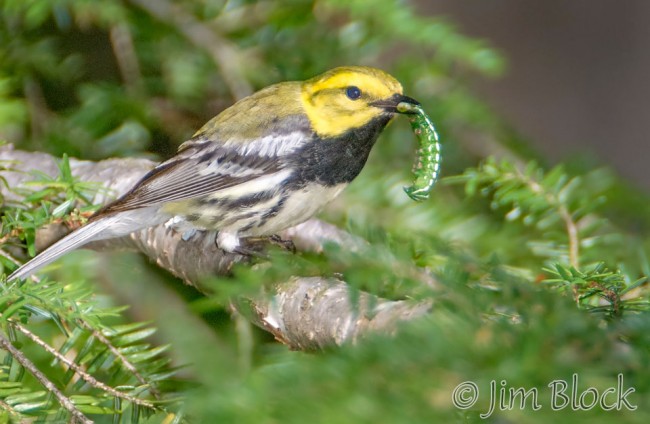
[242,276,432,350]
[1,144,433,348]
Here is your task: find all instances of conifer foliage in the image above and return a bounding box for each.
[1,1,649,422]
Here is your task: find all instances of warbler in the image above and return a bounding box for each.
[7,66,420,282]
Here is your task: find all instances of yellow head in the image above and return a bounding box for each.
[301,66,415,138]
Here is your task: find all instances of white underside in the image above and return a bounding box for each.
[212,182,346,252]
[243,183,346,236]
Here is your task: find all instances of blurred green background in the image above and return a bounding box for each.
[1,0,650,423]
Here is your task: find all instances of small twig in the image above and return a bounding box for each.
[0,398,20,420]
[129,0,253,100]
[78,320,161,399]
[110,24,143,92]
[516,170,580,269]
[586,281,622,317]
[0,228,20,246]
[558,205,581,303]
[0,248,49,286]
[0,248,41,285]
[0,332,92,424]
[23,77,51,139]
[10,320,155,408]
[559,205,580,269]
[0,248,21,269]
[1,249,161,399]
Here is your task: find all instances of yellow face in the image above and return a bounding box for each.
[301,66,404,138]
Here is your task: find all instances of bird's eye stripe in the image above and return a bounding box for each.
[345,86,361,100]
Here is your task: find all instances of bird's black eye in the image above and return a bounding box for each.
[345,86,361,100]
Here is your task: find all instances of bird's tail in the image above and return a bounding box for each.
[7,214,124,282]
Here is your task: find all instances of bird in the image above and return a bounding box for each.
[7,66,420,282]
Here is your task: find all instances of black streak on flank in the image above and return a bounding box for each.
[286,115,392,187]
[200,190,277,210]
[225,190,277,209]
[213,211,258,227]
[256,193,288,228]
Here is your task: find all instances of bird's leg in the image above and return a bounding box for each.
[234,236,295,256]
[216,231,295,256]
[215,230,266,258]
[233,237,269,257]
[267,235,296,253]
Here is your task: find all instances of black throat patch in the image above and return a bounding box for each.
[287,115,392,187]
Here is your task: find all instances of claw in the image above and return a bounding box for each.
[268,235,296,253]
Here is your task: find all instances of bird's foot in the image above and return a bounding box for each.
[267,234,296,253]
[215,231,296,257]
[215,231,264,257]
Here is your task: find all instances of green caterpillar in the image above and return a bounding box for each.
[397,102,441,201]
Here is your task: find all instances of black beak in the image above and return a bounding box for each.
[370,94,420,114]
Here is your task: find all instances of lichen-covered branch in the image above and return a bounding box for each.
[1,145,433,347]
[243,276,432,350]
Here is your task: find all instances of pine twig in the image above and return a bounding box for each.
[109,24,143,92]
[129,0,253,100]
[0,246,44,284]
[0,398,20,420]
[10,320,156,409]
[78,320,162,399]
[0,332,92,424]
[1,249,161,400]
[559,206,580,269]
[0,249,22,274]
[515,168,581,269]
